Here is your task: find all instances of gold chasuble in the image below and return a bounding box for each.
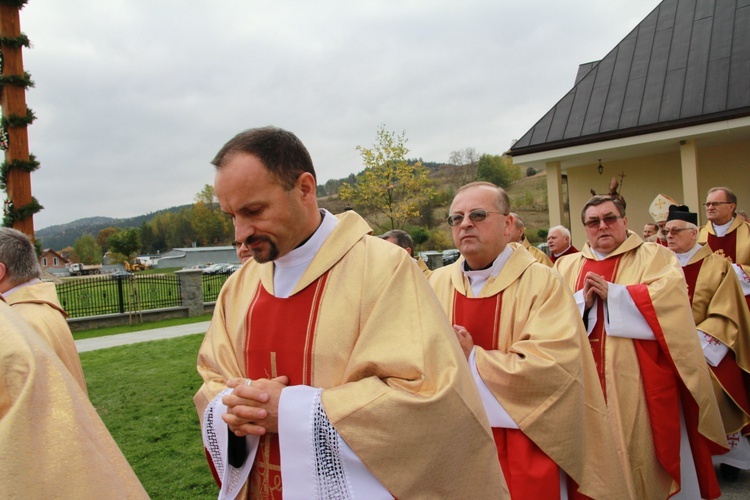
[682,245,750,436]
[429,244,628,500]
[5,282,87,393]
[555,233,728,499]
[195,211,507,498]
[521,237,553,267]
[0,300,148,498]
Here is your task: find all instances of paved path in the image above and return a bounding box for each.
[75,321,210,352]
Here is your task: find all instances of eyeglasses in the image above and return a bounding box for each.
[583,215,622,229]
[447,209,506,227]
[664,227,694,236]
[703,201,733,208]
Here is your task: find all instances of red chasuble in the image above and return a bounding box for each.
[576,258,722,499]
[243,274,329,499]
[683,260,750,434]
[453,291,581,499]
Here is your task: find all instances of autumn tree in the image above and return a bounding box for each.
[96,227,118,254]
[191,184,232,245]
[72,233,102,264]
[339,126,435,231]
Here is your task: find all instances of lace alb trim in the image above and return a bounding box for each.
[313,391,353,499]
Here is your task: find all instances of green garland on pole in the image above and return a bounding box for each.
[0,0,41,228]
[1,107,36,128]
[0,1,30,9]
[0,33,30,48]
[0,154,39,189]
[3,196,42,227]
[0,70,34,89]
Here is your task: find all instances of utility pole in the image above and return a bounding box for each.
[0,0,39,240]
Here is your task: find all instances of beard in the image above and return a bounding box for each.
[245,235,279,263]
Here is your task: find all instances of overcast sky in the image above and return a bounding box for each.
[18,0,659,229]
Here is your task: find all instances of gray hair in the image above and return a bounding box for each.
[509,212,524,229]
[0,227,41,286]
[548,225,571,240]
[379,229,414,252]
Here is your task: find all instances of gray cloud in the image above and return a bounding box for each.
[18,0,658,229]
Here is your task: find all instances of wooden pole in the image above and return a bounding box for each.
[0,4,34,239]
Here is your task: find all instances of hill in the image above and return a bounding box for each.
[36,205,191,250]
[34,167,551,251]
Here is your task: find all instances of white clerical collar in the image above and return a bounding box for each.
[674,244,702,266]
[591,249,609,260]
[713,218,735,237]
[462,245,513,297]
[2,278,41,298]
[273,209,338,298]
[553,246,571,258]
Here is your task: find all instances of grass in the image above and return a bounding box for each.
[80,334,217,499]
[72,313,213,340]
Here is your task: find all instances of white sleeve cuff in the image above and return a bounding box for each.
[279,386,391,499]
[469,348,518,429]
[605,283,656,340]
[698,330,730,367]
[732,264,750,296]
[573,289,596,335]
[202,388,259,500]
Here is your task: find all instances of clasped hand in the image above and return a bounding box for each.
[222,376,289,436]
[583,272,609,309]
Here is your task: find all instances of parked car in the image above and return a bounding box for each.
[203,263,232,275]
[110,271,133,279]
[442,249,460,265]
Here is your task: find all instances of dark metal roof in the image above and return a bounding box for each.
[510,0,750,156]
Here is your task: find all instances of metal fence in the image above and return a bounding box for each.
[57,274,182,318]
[202,273,232,303]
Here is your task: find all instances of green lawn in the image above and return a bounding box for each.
[80,334,217,499]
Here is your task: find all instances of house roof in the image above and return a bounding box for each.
[40,248,69,262]
[509,0,750,156]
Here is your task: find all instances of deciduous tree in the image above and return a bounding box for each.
[72,233,102,265]
[449,147,478,188]
[108,228,142,261]
[476,154,521,188]
[339,126,435,231]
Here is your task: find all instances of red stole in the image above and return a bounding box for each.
[243,274,329,499]
[453,291,577,499]
[707,230,738,264]
[576,257,620,400]
[684,260,750,434]
[577,256,723,498]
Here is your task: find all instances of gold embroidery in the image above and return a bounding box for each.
[713,248,734,263]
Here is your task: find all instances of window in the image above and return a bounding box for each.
[42,257,47,266]
[53,257,59,266]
